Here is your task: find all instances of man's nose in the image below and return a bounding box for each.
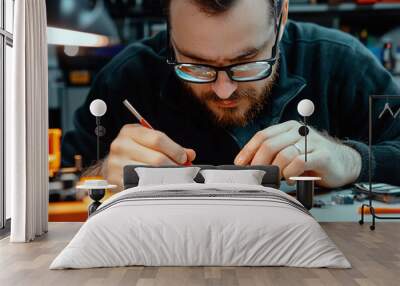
[211,71,238,100]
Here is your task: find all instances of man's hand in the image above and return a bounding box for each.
[234,120,362,188]
[102,124,196,187]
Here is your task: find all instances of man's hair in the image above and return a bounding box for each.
[163,0,279,18]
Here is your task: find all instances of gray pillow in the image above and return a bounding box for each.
[200,169,266,185]
[135,167,201,186]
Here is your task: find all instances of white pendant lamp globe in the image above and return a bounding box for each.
[297,99,315,117]
[90,99,107,117]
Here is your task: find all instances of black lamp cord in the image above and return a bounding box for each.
[304,116,307,162]
[96,116,100,162]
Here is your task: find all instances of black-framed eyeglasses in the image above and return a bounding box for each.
[166,13,283,84]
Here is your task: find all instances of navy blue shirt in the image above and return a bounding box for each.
[62,21,400,185]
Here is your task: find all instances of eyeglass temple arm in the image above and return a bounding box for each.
[166,21,175,64]
[271,12,283,59]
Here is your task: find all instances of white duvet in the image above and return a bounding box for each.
[50,183,351,269]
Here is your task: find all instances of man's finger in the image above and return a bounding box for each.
[185,149,197,162]
[116,136,177,166]
[235,121,300,165]
[271,144,301,179]
[281,153,306,184]
[284,138,317,158]
[282,150,324,185]
[258,120,300,139]
[105,158,145,187]
[121,124,189,164]
[250,130,301,165]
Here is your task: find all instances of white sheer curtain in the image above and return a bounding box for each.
[7,0,48,242]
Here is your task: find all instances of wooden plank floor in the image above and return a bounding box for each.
[0,222,399,286]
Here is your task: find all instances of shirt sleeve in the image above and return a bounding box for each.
[339,40,400,185]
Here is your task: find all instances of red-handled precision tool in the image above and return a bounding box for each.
[123,99,153,129]
[123,99,192,166]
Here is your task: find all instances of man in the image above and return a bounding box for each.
[62,0,400,189]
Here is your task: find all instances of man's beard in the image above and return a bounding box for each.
[182,65,278,127]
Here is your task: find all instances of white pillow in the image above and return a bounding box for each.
[200,169,266,185]
[135,167,201,186]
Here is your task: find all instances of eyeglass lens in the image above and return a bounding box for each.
[174,61,272,83]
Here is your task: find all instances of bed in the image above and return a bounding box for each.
[50,165,350,269]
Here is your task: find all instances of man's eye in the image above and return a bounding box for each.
[202,71,212,76]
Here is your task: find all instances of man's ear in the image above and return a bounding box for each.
[278,0,289,41]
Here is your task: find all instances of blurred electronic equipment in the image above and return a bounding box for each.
[49,154,86,202]
[49,129,83,176]
[354,183,400,204]
[382,41,396,72]
[331,194,354,205]
[49,129,86,202]
[381,28,400,75]
[313,199,326,208]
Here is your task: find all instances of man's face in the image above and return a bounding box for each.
[170,0,279,127]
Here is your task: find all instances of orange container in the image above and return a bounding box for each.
[48,129,62,177]
[358,206,400,215]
